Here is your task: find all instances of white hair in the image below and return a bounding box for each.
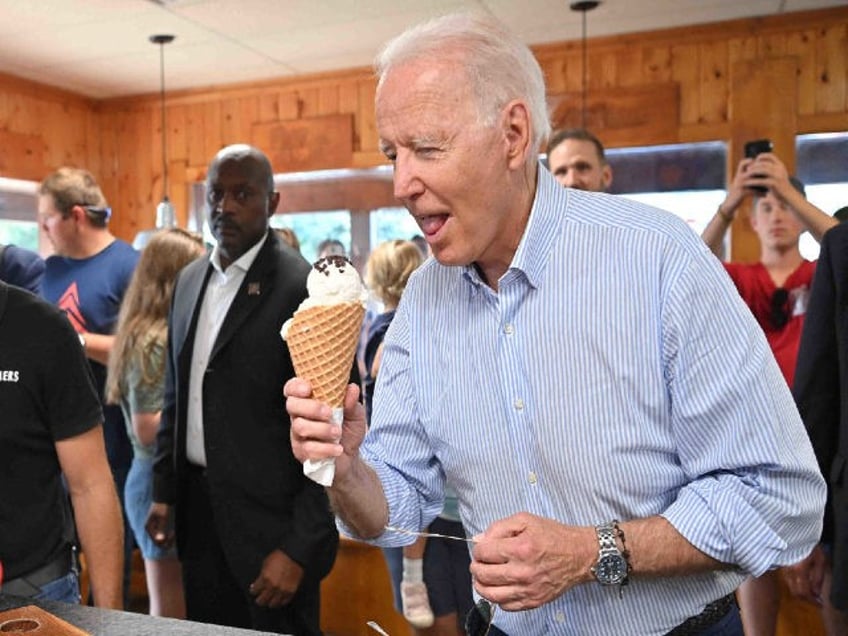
[375,12,550,157]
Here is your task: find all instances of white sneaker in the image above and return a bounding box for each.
[401,581,435,628]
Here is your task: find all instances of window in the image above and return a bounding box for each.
[621,190,727,237]
[0,178,39,251]
[370,207,420,247]
[605,141,727,237]
[542,140,728,237]
[796,132,848,260]
[271,211,351,263]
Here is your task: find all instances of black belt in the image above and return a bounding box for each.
[1,547,74,597]
[464,593,734,636]
[666,593,737,636]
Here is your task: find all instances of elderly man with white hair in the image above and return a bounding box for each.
[286,12,825,635]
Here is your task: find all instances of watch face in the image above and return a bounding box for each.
[596,554,627,584]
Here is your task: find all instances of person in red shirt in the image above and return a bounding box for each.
[702,151,838,635]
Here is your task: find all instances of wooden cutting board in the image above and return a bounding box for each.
[0,605,89,635]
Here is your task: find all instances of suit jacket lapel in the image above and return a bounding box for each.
[175,260,213,366]
[208,233,277,361]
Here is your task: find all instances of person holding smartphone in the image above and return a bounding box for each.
[701,149,838,634]
[703,148,836,384]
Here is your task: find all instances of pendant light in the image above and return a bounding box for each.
[570,1,600,129]
[133,34,176,249]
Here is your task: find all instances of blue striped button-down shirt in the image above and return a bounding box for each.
[351,166,825,635]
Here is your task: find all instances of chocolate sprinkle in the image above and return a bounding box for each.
[313,255,352,276]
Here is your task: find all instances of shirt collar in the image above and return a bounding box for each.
[461,164,569,291]
[209,231,268,276]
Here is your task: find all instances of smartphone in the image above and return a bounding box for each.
[744,139,773,193]
[744,139,773,159]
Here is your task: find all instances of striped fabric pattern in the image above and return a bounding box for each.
[349,166,825,635]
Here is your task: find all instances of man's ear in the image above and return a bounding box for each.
[69,205,86,224]
[602,165,613,191]
[503,99,532,170]
[268,192,281,217]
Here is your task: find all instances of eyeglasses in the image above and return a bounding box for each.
[464,599,497,636]
[770,287,789,329]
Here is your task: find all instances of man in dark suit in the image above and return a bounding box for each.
[786,219,848,634]
[146,144,338,635]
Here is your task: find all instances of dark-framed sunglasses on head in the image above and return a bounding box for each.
[770,287,789,329]
[79,205,112,221]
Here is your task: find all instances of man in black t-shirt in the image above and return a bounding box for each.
[0,281,123,608]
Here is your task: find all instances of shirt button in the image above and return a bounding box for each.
[555,611,566,623]
[528,471,537,484]
[514,398,524,410]
[504,323,514,335]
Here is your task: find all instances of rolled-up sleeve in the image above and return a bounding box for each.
[660,248,825,576]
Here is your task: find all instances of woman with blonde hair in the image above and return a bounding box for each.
[105,228,204,617]
[363,239,424,420]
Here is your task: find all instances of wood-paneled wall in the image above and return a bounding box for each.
[0,7,846,246]
[0,73,97,182]
[91,69,382,239]
[538,6,848,145]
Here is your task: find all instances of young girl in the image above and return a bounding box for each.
[105,228,205,617]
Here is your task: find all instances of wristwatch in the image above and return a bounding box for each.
[78,333,86,349]
[590,522,630,588]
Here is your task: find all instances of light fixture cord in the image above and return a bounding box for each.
[159,42,168,199]
[581,9,588,129]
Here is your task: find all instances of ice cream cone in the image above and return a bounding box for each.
[281,255,368,487]
[285,301,365,407]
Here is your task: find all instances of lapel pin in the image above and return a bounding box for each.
[248,282,261,296]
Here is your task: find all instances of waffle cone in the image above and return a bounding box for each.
[285,302,365,407]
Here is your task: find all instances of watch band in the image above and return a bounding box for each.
[613,520,632,565]
[591,521,631,593]
[597,523,618,552]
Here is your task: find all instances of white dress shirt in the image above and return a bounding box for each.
[185,234,267,466]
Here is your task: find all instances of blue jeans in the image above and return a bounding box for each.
[33,571,81,605]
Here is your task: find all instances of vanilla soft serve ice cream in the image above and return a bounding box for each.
[282,255,368,338]
[302,255,369,307]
